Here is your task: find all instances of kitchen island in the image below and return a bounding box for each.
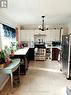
[14,47,29,75]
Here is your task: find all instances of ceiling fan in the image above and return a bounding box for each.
[39,16,48,31]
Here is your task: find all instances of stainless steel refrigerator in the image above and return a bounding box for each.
[62,34,71,79]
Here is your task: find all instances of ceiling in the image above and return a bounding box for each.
[0,0,71,29]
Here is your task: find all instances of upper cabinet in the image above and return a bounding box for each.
[46,29,60,42]
[46,30,51,42]
[20,30,34,41]
[54,29,60,41]
[19,29,60,42]
[50,30,55,41]
[34,29,60,42]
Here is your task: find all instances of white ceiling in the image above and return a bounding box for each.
[0,0,71,28]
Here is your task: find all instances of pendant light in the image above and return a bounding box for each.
[39,16,48,31]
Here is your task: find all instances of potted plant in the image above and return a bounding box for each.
[0,50,5,68]
[0,50,10,68]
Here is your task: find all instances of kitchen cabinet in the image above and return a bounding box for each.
[20,59,26,75]
[20,30,34,41]
[50,29,60,41]
[28,48,34,60]
[46,30,51,41]
[19,29,60,43]
[55,30,60,41]
[50,30,55,41]
[52,48,60,60]
[46,29,60,42]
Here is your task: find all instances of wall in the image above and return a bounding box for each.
[63,26,68,35]
[0,24,3,50]
[0,11,16,90]
[68,23,71,34]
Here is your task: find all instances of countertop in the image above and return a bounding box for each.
[15,47,29,55]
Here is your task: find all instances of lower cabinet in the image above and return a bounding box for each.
[20,64,27,75]
[13,67,20,87]
[28,48,34,60]
[52,48,60,60]
[19,48,34,75]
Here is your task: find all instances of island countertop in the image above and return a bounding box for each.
[15,47,29,55]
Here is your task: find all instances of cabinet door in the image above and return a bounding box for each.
[29,30,35,41]
[20,30,34,41]
[52,48,60,60]
[20,30,26,41]
[50,29,60,41]
[28,48,34,60]
[55,30,60,41]
[46,30,51,41]
[50,30,55,41]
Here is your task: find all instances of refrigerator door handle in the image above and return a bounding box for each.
[67,35,71,79]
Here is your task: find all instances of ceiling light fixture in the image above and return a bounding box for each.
[39,16,48,31]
